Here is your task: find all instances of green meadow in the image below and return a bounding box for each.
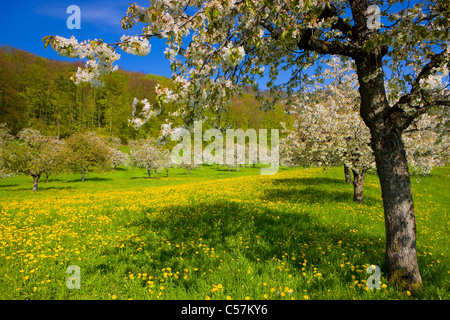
[0,165,448,300]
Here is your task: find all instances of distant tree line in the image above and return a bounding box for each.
[0,46,290,144]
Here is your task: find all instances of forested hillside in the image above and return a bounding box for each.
[0,46,290,143]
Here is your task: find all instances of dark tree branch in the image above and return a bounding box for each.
[297,28,359,58]
[393,50,448,110]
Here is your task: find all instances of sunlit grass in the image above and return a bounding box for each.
[0,165,448,300]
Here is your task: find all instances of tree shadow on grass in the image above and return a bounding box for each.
[264,177,381,206]
[0,184,19,188]
[65,177,113,183]
[269,177,349,187]
[111,200,387,276]
[261,186,353,204]
[4,186,75,192]
[97,197,446,297]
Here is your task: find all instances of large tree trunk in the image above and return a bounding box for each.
[355,49,422,291]
[351,168,366,203]
[371,130,422,291]
[344,164,352,184]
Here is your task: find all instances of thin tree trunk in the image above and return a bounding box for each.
[351,168,366,203]
[344,164,352,184]
[81,167,85,182]
[32,175,39,192]
[147,168,152,178]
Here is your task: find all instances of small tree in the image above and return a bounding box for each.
[105,135,129,169]
[111,148,129,169]
[130,138,163,178]
[62,131,113,182]
[159,148,173,177]
[0,128,61,191]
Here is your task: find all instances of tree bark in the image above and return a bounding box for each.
[355,49,422,291]
[351,168,366,203]
[32,175,39,192]
[81,167,86,182]
[344,164,352,184]
[294,0,423,291]
[371,130,422,291]
[147,168,152,178]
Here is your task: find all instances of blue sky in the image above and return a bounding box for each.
[0,1,427,91]
[0,0,172,76]
[0,0,293,89]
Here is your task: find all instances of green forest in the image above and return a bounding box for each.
[0,46,290,143]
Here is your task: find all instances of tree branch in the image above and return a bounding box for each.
[393,50,449,110]
[297,29,359,58]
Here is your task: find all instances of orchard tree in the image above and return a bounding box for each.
[285,57,448,202]
[105,135,130,169]
[282,76,375,203]
[110,148,130,169]
[0,128,61,191]
[46,0,450,290]
[159,148,173,176]
[178,146,200,174]
[62,131,114,182]
[130,138,165,178]
[403,110,449,175]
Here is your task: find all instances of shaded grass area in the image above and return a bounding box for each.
[0,165,448,300]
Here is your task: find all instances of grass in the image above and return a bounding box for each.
[0,164,448,300]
